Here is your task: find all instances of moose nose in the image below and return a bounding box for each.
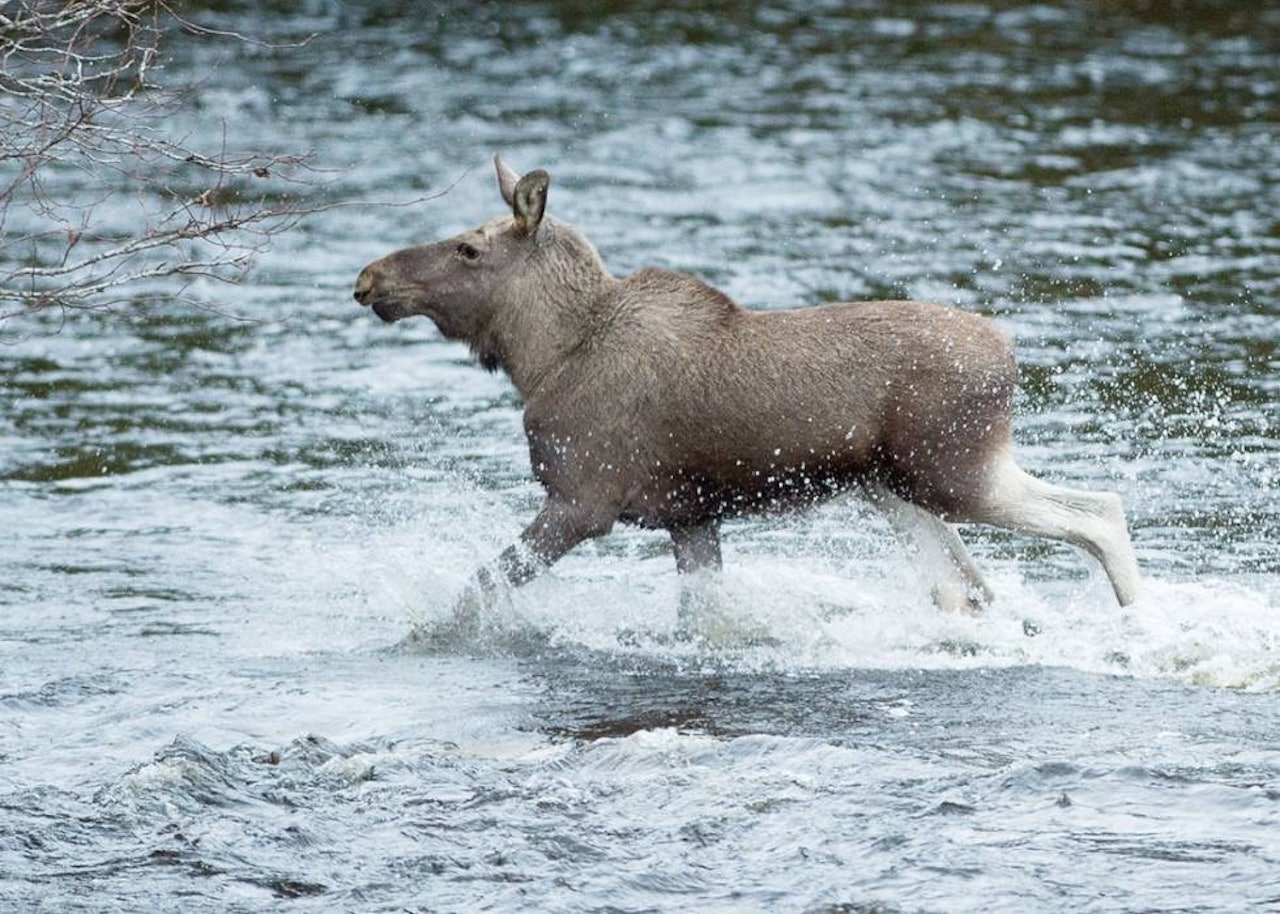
[353,265,378,305]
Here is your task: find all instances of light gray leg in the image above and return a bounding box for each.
[870,486,994,612]
[971,455,1140,606]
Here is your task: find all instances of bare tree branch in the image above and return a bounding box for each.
[0,1,438,328]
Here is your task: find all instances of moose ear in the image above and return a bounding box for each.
[512,169,549,237]
[494,154,519,207]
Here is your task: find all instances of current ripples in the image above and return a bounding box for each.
[6,658,1279,912]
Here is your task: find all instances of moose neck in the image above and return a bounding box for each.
[489,232,616,400]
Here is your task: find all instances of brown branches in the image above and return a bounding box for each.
[0,1,334,323]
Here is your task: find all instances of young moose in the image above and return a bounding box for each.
[354,157,1140,620]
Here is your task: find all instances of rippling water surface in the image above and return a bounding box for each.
[3,2,1279,911]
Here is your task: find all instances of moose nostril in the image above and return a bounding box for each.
[353,267,376,305]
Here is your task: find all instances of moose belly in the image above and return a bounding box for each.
[620,451,870,528]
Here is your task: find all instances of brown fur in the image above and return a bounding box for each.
[354,157,1140,613]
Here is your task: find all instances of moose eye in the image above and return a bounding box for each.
[456,242,481,262]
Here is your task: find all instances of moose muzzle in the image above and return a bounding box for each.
[352,265,378,306]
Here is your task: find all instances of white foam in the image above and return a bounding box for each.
[346,495,1280,690]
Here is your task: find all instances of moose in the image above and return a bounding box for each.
[354,157,1140,628]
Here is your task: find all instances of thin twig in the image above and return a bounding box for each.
[0,0,451,325]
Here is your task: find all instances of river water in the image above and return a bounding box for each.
[3,2,1279,911]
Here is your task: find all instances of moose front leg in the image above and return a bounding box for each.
[448,497,617,631]
[669,520,722,574]
[484,498,613,587]
[669,520,724,637]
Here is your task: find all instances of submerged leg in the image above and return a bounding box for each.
[969,455,1141,606]
[669,520,723,574]
[447,497,616,631]
[669,520,723,637]
[870,486,993,612]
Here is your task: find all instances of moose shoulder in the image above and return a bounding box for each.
[354,156,1140,620]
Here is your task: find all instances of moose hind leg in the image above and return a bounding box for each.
[870,487,994,613]
[974,457,1140,606]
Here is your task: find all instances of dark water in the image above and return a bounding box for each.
[3,2,1279,911]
